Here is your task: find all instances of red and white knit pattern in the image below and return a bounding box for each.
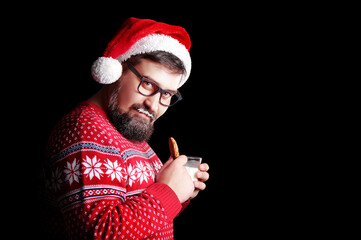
[43,102,185,239]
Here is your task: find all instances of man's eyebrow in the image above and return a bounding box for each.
[142,75,156,82]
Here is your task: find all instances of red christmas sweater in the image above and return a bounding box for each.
[43,101,187,239]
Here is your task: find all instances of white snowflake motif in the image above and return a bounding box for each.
[136,161,152,185]
[51,167,63,192]
[82,155,104,180]
[104,159,126,182]
[152,160,163,174]
[127,164,138,187]
[146,161,156,180]
[64,159,80,185]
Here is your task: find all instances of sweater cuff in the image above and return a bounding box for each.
[145,183,182,221]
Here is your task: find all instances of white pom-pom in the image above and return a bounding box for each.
[91,57,123,84]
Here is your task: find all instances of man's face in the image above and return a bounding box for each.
[107,59,182,142]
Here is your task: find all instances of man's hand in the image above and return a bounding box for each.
[190,162,209,199]
[156,155,195,203]
[156,156,210,202]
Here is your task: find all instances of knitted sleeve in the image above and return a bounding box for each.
[44,106,182,239]
[60,158,181,239]
[54,153,181,239]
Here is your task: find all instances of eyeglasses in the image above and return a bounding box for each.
[126,61,183,107]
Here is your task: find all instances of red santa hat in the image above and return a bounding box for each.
[91,17,191,87]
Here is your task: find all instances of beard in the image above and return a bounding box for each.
[106,87,155,142]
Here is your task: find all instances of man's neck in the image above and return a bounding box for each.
[87,86,108,111]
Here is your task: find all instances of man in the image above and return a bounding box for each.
[41,17,209,239]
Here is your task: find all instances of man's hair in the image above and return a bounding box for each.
[123,51,186,75]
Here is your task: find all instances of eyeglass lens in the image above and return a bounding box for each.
[126,61,181,106]
[138,79,180,106]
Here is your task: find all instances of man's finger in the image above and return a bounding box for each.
[173,155,188,165]
[196,171,209,182]
[199,163,209,171]
[194,181,206,191]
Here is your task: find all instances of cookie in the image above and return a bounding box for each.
[168,137,180,159]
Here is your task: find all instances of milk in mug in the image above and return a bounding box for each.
[184,156,202,181]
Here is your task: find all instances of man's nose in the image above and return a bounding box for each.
[144,92,160,113]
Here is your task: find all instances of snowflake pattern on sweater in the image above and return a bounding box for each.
[42,102,185,240]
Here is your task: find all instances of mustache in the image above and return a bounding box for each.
[131,104,156,120]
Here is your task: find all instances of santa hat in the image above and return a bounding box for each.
[91,17,191,87]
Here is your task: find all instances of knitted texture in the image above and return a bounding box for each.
[42,102,185,239]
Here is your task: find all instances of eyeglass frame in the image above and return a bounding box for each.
[126,61,183,107]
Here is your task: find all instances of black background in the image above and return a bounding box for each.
[6,3,329,239]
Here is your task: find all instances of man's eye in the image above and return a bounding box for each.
[142,80,154,89]
[162,92,173,99]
